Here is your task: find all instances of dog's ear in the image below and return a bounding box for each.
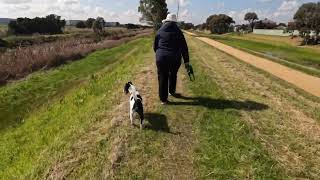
[124,83,130,94]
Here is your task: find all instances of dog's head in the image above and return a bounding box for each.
[124,81,133,94]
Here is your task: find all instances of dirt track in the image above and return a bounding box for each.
[185,31,320,97]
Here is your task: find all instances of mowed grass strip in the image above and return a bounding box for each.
[187,45,287,179]
[194,32,320,77]
[0,37,152,179]
[0,38,148,131]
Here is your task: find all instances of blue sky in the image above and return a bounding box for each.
[0,0,318,24]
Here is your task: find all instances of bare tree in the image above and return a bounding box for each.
[244,12,258,32]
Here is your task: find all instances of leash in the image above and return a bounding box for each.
[185,64,195,82]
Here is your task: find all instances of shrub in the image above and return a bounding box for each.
[76,21,86,29]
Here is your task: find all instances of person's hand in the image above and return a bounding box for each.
[185,62,190,70]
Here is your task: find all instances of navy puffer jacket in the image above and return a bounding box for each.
[153,22,189,63]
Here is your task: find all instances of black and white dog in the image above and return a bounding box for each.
[124,82,144,129]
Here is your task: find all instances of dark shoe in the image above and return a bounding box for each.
[169,93,182,98]
[161,100,170,105]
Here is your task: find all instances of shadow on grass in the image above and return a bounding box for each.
[144,113,180,135]
[170,94,269,111]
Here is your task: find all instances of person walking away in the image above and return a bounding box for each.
[153,14,190,105]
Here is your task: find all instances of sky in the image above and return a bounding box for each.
[0,0,318,24]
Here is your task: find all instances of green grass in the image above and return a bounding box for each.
[188,44,287,179]
[190,72,285,179]
[0,37,152,179]
[0,38,148,132]
[0,25,7,31]
[111,36,287,179]
[187,35,320,179]
[0,34,290,179]
[194,32,320,77]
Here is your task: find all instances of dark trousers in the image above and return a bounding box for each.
[156,54,181,102]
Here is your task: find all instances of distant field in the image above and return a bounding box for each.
[228,33,320,50]
[193,31,320,77]
[0,25,7,38]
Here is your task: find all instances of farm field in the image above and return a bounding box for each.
[193,31,320,77]
[0,25,7,38]
[1,34,320,179]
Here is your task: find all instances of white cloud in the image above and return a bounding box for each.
[0,0,30,4]
[0,0,141,23]
[269,0,300,23]
[0,0,310,25]
[167,0,190,7]
[227,0,304,24]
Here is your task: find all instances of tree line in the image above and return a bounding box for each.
[8,14,66,35]
[199,2,319,44]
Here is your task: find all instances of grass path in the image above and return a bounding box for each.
[1,34,320,179]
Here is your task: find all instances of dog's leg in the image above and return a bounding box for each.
[139,113,144,130]
[130,109,134,125]
[140,118,143,130]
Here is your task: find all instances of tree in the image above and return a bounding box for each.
[138,0,168,30]
[76,21,86,28]
[244,12,258,32]
[254,19,277,29]
[294,2,320,45]
[278,23,287,27]
[178,21,194,30]
[8,14,65,35]
[125,23,140,29]
[85,18,95,28]
[195,23,207,31]
[288,22,297,31]
[206,14,235,34]
[92,17,105,35]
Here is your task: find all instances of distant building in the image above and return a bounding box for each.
[275,25,287,30]
[253,29,291,36]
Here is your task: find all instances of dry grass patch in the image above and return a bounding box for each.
[0,30,152,85]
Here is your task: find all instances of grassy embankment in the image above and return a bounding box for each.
[0,34,288,179]
[0,37,152,178]
[194,31,320,77]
